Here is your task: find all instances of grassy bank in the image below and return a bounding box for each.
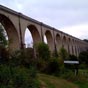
[38,74,78,88]
[75,82,88,88]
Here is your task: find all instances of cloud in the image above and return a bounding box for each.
[0,0,88,40]
[60,23,88,39]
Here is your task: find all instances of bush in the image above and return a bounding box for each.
[0,46,9,64]
[46,58,60,75]
[60,69,88,83]
[35,42,51,72]
[0,47,40,88]
[69,54,78,61]
[35,42,50,61]
[60,70,77,81]
[0,64,39,88]
[58,47,69,60]
[10,48,35,68]
[79,51,88,65]
[37,59,48,72]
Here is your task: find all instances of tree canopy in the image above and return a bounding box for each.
[0,24,7,47]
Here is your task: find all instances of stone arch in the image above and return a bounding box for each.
[56,33,61,51]
[0,14,20,51]
[71,39,75,55]
[44,30,54,51]
[75,41,79,56]
[74,40,78,56]
[25,24,41,47]
[72,45,74,55]
[63,36,66,44]
[73,40,77,56]
[74,40,77,56]
[75,45,77,56]
[68,37,71,54]
[63,36,68,51]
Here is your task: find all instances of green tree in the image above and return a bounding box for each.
[79,51,88,65]
[58,46,69,60]
[0,24,7,47]
[0,24,9,63]
[69,55,78,61]
[58,47,69,72]
[35,42,50,61]
[35,42,50,72]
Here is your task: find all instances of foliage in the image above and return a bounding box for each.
[79,51,88,69]
[52,46,58,58]
[60,70,76,81]
[0,24,7,47]
[57,47,69,72]
[22,48,36,67]
[35,42,51,72]
[65,55,78,70]
[46,57,60,75]
[37,59,48,72]
[0,64,39,88]
[0,47,40,88]
[83,39,88,43]
[60,69,82,82]
[10,48,35,68]
[0,46,9,64]
[58,47,69,60]
[69,55,78,61]
[79,51,88,65]
[38,74,78,88]
[35,42,50,61]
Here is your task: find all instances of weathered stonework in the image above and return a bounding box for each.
[0,5,88,56]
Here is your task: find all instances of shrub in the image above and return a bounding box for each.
[79,51,88,65]
[35,42,50,61]
[58,47,69,72]
[69,54,78,61]
[0,64,11,86]
[58,47,69,60]
[52,47,58,58]
[35,42,51,72]
[0,45,40,87]
[46,58,60,75]
[10,48,35,68]
[0,64,40,88]
[37,59,48,72]
[0,46,9,64]
[60,70,76,81]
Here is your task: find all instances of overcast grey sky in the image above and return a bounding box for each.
[0,0,88,40]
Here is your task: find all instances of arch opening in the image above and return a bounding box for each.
[72,46,74,55]
[56,34,61,51]
[44,30,54,51]
[0,14,19,51]
[68,38,71,54]
[44,35,48,44]
[24,28,33,48]
[0,23,8,47]
[72,39,75,55]
[24,25,41,48]
[63,36,67,48]
[63,36,66,45]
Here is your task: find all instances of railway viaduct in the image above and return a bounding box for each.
[0,5,88,56]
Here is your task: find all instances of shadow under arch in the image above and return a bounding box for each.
[44,30,54,51]
[27,24,41,46]
[63,36,67,46]
[72,39,75,55]
[63,36,68,51]
[56,34,61,51]
[0,14,20,51]
[68,37,71,54]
